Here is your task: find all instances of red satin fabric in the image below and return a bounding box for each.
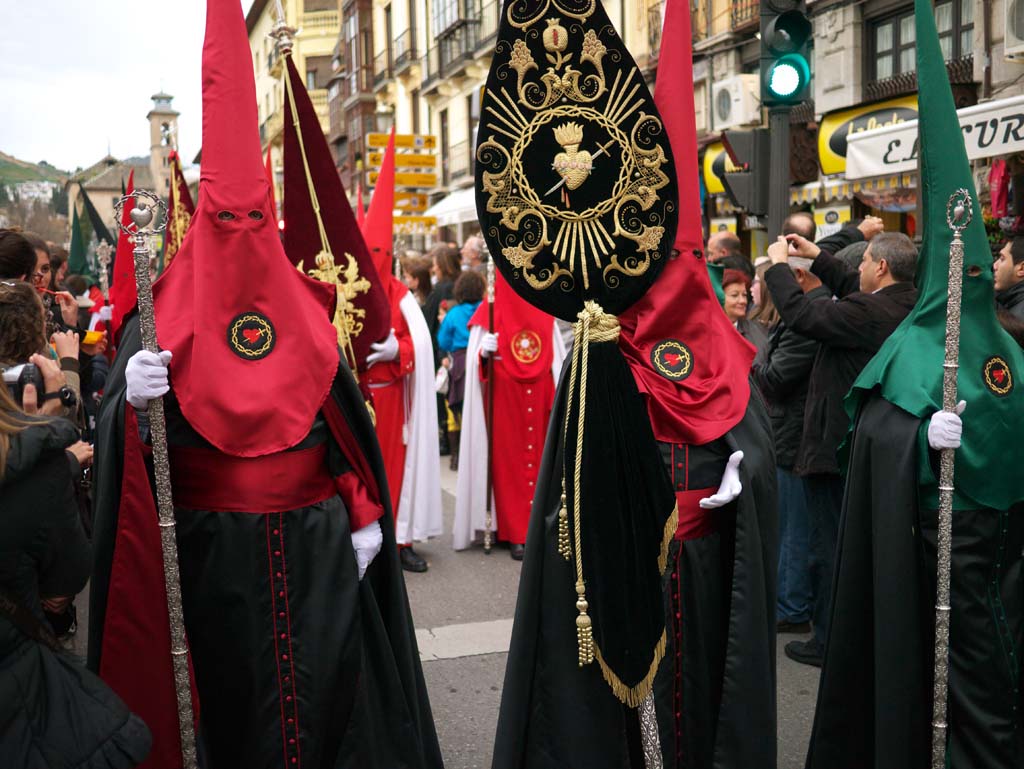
[320,396,385,525]
[674,488,722,541]
[109,171,135,345]
[468,270,555,383]
[100,406,196,769]
[169,444,335,513]
[617,0,753,446]
[152,0,339,458]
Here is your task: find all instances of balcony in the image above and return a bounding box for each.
[394,29,417,74]
[865,55,974,103]
[373,50,393,90]
[310,88,329,114]
[647,2,664,63]
[432,0,476,37]
[448,139,472,182]
[439,24,478,74]
[342,67,375,108]
[302,10,340,36]
[731,0,759,30]
[476,1,501,52]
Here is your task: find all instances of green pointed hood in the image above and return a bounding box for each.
[67,204,90,278]
[847,0,1024,510]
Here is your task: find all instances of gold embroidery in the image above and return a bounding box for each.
[299,250,372,357]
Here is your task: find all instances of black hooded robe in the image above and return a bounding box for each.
[806,395,1024,769]
[89,315,444,769]
[492,373,777,769]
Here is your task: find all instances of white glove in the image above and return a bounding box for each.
[366,329,399,367]
[350,520,383,581]
[699,450,744,510]
[98,305,113,322]
[927,400,966,450]
[480,332,499,357]
[126,349,172,410]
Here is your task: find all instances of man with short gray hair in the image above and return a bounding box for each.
[763,229,918,667]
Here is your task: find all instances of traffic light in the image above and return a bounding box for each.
[721,128,769,216]
[760,0,812,106]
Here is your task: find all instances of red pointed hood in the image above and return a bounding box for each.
[617,0,754,445]
[469,270,555,382]
[282,54,390,368]
[109,170,136,343]
[265,144,277,223]
[152,0,339,457]
[361,128,406,304]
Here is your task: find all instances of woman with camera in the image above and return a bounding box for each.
[0,294,151,764]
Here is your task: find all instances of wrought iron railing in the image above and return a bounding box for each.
[439,23,478,72]
[448,139,472,180]
[373,50,392,87]
[731,0,759,29]
[648,1,665,59]
[477,1,501,50]
[394,28,417,71]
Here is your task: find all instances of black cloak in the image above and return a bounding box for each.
[492,372,777,769]
[89,314,444,769]
[805,395,1024,769]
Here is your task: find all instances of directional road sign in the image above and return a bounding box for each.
[366,133,438,150]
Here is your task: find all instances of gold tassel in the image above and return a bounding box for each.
[575,580,594,665]
[557,487,571,560]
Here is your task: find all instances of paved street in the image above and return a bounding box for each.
[407,464,822,769]
[73,461,820,768]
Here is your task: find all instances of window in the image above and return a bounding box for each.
[869,1,973,81]
[307,70,317,90]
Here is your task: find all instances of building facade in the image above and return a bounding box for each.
[250,0,1024,250]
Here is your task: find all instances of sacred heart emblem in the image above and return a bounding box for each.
[651,339,693,382]
[552,122,593,191]
[228,312,276,361]
[983,355,1013,396]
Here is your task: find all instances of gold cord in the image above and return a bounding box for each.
[563,301,621,666]
[282,54,360,379]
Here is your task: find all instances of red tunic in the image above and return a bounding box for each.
[365,288,415,519]
[480,359,554,544]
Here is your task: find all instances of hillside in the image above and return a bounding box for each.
[0,151,67,185]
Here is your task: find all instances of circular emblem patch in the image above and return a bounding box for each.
[511,329,543,365]
[982,356,1013,396]
[651,339,693,381]
[228,312,275,361]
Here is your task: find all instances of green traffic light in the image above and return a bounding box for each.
[766,53,810,100]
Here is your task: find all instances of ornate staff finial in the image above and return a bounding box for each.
[270,0,297,55]
[96,240,113,299]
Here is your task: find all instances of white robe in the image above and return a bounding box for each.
[394,291,443,543]
[452,324,566,550]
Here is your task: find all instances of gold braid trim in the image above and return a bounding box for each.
[658,502,679,576]
[563,301,621,666]
[594,631,668,708]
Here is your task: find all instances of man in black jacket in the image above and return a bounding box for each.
[994,235,1024,321]
[764,231,918,666]
[752,258,830,634]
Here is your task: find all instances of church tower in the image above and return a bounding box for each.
[147,92,179,194]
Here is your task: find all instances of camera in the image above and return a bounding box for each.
[3,363,46,405]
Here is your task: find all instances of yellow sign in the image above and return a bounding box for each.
[702,142,739,196]
[366,133,438,150]
[395,192,429,212]
[394,215,437,229]
[367,171,438,187]
[367,152,436,169]
[818,96,918,176]
[708,216,737,234]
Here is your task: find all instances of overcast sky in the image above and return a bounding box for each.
[0,0,256,173]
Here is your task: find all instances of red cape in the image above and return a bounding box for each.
[468,270,554,382]
[617,0,753,445]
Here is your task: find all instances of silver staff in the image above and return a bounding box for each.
[95,240,113,300]
[930,188,972,769]
[483,250,495,554]
[114,190,197,769]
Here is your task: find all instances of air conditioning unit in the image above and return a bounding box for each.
[1008,0,1024,60]
[711,74,762,131]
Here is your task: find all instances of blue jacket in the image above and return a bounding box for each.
[436,302,480,353]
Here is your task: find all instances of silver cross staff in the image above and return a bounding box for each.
[113,190,197,769]
[95,240,113,300]
[929,188,973,769]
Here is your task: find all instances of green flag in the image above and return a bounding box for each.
[68,204,90,278]
[846,0,1024,511]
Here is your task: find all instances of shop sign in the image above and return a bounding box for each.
[703,142,738,195]
[846,95,1024,179]
[709,216,737,234]
[814,205,851,239]
[818,96,919,176]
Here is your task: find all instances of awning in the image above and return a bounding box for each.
[846,94,1024,180]
[788,173,916,205]
[424,187,478,227]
